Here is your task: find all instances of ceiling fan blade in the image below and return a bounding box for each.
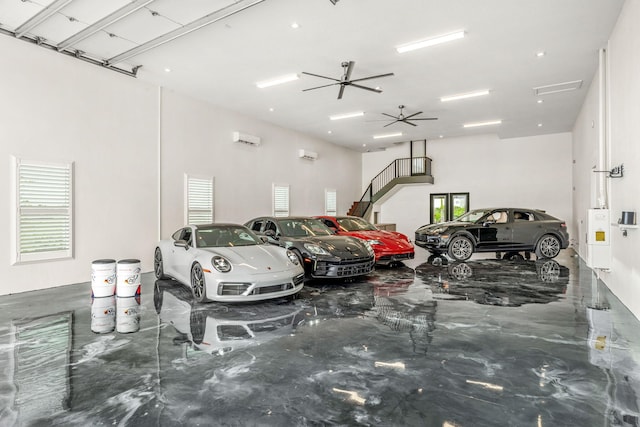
[302,82,340,91]
[349,72,394,83]
[350,83,382,93]
[344,61,355,81]
[400,120,418,127]
[403,111,423,120]
[382,113,399,119]
[410,117,439,120]
[301,71,341,82]
[337,84,346,99]
[384,120,400,127]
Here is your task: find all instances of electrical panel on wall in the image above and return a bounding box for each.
[586,208,611,269]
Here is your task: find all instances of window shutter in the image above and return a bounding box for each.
[16,160,73,262]
[273,185,289,217]
[186,175,214,225]
[325,189,337,216]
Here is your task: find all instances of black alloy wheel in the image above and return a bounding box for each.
[154,248,167,279]
[190,263,207,303]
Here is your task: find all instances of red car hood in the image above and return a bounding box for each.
[340,230,413,251]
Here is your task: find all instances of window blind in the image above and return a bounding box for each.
[16,160,73,262]
[325,189,337,216]
[273,185,289,217]
[186,175,214,224]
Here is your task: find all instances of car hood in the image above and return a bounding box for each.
[416,221,469,234]
[295,235,372,259]
[202,245,296,272]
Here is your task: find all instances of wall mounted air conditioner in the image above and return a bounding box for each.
[299,149,318,160]
[233,131,261,146]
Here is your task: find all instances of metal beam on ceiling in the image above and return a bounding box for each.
[14,0,74,39]
[106,0,266,66]
[57,0,156,52]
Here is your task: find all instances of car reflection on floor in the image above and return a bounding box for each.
[415,256,569,306]
[154,280,304,355]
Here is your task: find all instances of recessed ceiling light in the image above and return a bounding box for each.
[537,123,543,127]
[373,132,403,139]
[291,22,300,29]
[256,73,299,89]
[463,120,502,128]
[537,99,544,104]
[536,51,546,57]
[164,68,171,73]
[440,89,490,102]
[396,30,465,54]
[362,144,367,147]
[269,107,274,112]
[439,135,444,138]
[327,130,332,134]
[329,111,364,120]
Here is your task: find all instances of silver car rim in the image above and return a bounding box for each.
[539,260,560,282]
[451,238,472,260]
[154,249,163,278]
[539,236,560,258]
[191,264,205,300]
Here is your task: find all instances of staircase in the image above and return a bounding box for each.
[348,156,433,218]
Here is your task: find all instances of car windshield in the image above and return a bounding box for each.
[196,225,262,248]
[337,217,377,231]
[278,218,334,237]
[455,209,494,223]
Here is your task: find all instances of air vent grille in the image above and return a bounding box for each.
[533,80,583,96]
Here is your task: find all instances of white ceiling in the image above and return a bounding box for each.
[0,0,625,151]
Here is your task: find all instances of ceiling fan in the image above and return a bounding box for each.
[302,61,394,100]
[377,105,438,127]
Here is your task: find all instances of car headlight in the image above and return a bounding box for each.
[363,241,375,256]
[286,250,299,265]
[211,256,231,273]
[368,239,384,246]
[303,243,330,255]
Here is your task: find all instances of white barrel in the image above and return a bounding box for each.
[91,296,116,334]
[91,259,116,297]
[116,296,141,334]
[116,259,141,297]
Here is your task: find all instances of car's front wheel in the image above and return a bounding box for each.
[190,263,207,303]
[447,236,474,261]
[154,248,167,279]
[535,235,561,259]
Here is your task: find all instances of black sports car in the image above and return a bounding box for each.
[414,208,570,261]
[245,216,375,278]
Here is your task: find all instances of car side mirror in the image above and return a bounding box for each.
[259,236,269,244]
[174,240,189,249]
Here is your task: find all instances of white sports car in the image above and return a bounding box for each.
[154,224,305,302]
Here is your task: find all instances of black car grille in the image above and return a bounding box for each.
[415,233,428,242]
[378,252,414,262]
[219,283,251,295]
[313,257,375,277]
[251,283,294,295]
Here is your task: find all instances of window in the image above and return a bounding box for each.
[273,184,289,217]
[325,189,337,216]
[13,158,73,263]
[185,174,214,225]
[430,192,469,223]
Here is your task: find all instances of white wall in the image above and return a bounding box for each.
[362,133,573,239]
[159,89,362,238]
[0,37,159,295]
[0,36,362,295]
[573,0,640,321]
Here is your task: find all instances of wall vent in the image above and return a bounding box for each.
[533,80,583,96]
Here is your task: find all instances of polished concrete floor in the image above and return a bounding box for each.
[1,249,639,426]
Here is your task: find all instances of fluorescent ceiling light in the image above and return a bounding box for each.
[373,132,403,139]
[463,120,502,128]
[396,30,465,54]
[533,80,583,96]
[440,89,490,102]
[256,73,299,88]
[329,111,364,120]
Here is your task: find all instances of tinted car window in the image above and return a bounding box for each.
[265,221,278,234]
[250,220,263,232]
[196,225,262,247]
[277,218,333,237]
[338,217,376,231]
[513,211,535,221]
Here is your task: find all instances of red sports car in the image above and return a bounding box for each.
[315,216,415,266]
